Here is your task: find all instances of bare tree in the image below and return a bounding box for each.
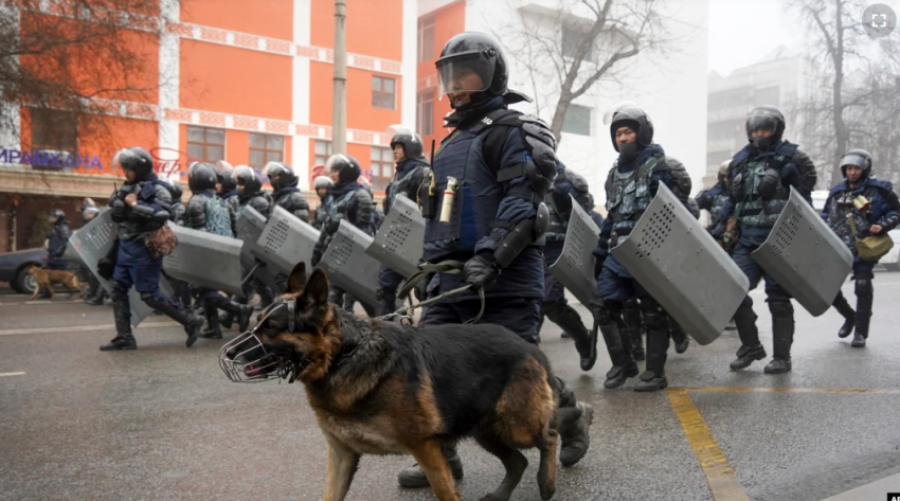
[493,0,675,142]
[0,0,177,153]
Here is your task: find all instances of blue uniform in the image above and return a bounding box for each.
[45,219,71,270]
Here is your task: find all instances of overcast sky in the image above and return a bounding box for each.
[707,0,803,76]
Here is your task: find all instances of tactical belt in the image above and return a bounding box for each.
[378,259,485,325]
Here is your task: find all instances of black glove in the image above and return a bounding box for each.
[462,253,500,291]
[97,258,114,280]
[757,168,781,199]
[593,254,606,278]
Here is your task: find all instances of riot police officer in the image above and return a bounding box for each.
[376,126,429,316]
[312,176,333,231]
[227,165,275,319]
[312,154,377,315]
[215,160,239,235]
[265,162,310,223]
[716,106,817,374]
[824,149,900,348]
[99,147,204,351]
[45,209,71,271]
[697,161,731,233]
[396,32,592,490]
[591,105,693,392]
[184,163,254,338]
[81,206,108,306]
[541,162,597,369]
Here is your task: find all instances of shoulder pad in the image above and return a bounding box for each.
[869,179,894,192]
[732,149,750,168]
[566,169,590,194]
[661,156,692,197]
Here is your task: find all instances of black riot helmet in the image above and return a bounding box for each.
[435,32,508,109]
[264,162,298,191]
[215,160,236,192]
[325,154,362,184]
[188,162,218,192]
[745,106,785,151]
[113,147,155,181]
[48,208,66,222]
[234,165,262,195]
[313,176,333,199]
[609,105,654,151]
[387,125,425,161]
[718,160,730,184]
[840,148,873,179]
[170,180,184,202]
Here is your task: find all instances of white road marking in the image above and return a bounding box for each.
[0,322,177,337]
[0,372,26,377]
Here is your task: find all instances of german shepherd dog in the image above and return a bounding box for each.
[26,265,83,300]
[221,263,560,501]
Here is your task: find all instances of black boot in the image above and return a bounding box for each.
[397,441,463,488]
[547,302,596,371]
[764,299,794,374]
[635,305,669,392]
[622,299,645,361]
[670,318,690,354]
[201,303,223,339]
[852,278,873,348]
[142,293,203,348]
[555,376,592,466]
[210,295,254,333]
[832,291,856,339]
[730,297,765,370]
[101,289,136,351]
[590,299,638,389]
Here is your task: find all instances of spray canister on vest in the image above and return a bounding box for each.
[439,177,459,224]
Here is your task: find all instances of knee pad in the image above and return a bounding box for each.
[111,282,129,302]
[639,299,666,330]
[542,301,565,321]
[140,291,164,309]
[767,298,793,318]
[590,298,622,324]
[855,278,873,299]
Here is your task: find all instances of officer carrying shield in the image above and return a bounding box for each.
[99,147,204,351]
[312,176,333,231]
[715,106,817,374]
[376,126,429,316]
[215,160,239,236]
[541,162,597,369]
[184,163,254,339]
[265,162,310,223]
[697,161,731,234]
[591,105,693,392]
[164,179,194,311]
[823,149,900,348]
[45,209,71,272]
[395,32,592,490]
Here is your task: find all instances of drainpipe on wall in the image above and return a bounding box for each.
[332,0,347,155]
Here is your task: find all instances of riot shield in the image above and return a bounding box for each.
[67,210,168,328]
[366,194,424,278]
[251,206,320,278]
[548,196,600,306]
[234,205,278,288]
[751,187,853,316]
[162,223,243,296]
[317,220,380,311]
[611,184,750,345]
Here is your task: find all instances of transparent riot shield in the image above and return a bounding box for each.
[366,194,424,278]
[751,186,853,316]
[611,184,750,345]
[548,196,600,306]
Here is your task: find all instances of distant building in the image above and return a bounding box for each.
[705,46,813,187]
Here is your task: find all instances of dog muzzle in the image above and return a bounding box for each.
[219,332,288,383]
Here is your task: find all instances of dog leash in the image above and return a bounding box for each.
[377,260,486,325]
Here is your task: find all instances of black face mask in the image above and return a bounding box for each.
[618,141,640,161]
[751,136,775,151]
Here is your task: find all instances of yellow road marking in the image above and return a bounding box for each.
[667,388,750,501]
[680,386,900,395]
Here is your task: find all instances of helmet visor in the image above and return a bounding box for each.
[746,113,779,136]
[436,52,494,101]
[325,154,350,173]
[840,152,869,170]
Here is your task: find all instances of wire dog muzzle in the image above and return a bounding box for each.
[218,301,296,383]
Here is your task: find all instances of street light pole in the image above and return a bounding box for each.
[332,0,347,155]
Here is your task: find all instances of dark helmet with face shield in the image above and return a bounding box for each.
[313,176,333,190]
[113,147,155,180]
[840,148,873,179]
[325,154,361,184]
[435,32,508,109]
[234,165,262,195]
[263,162,298,191]
[718,160,730,183]
[387,125,425,161]
[48,208,66,222]
[188,162,218,192]
[215,160,236,192]
[745,106,785,151]
[609,105,654,152]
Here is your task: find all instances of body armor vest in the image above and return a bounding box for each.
[708,187,730,230]
[827,185,876,254]
[607,153,665,247]
[385,161,425,216]
[732,143,797,228]
[423,109,518,260]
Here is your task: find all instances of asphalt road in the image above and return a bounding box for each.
[1,274,899,501]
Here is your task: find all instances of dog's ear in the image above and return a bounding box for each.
[301,268,330,307]
[285,262,307,294]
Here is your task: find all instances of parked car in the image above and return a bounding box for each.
[0,248,48,294]
[879,229,900,272]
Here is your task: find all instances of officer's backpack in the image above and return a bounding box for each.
[205,197,234,238]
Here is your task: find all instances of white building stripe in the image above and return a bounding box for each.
[401,0,418,130]
[157,0,181,182]
[293,0,312,187]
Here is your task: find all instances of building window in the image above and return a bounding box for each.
[561,25,594,60]
[314,140,332,168]
[249,133,284,168]
[372,76,396,109]
[187,126,225,162]
[417,90,434,137]
[561,104,592,136]
[31,108,77,154]
[418,16,435,63]
[370,146,394,192]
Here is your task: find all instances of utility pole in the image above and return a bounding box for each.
[332,0,347,154]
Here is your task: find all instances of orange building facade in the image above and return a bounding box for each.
[0,0,418,253]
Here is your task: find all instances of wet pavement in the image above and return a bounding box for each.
[1,274,900,501]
